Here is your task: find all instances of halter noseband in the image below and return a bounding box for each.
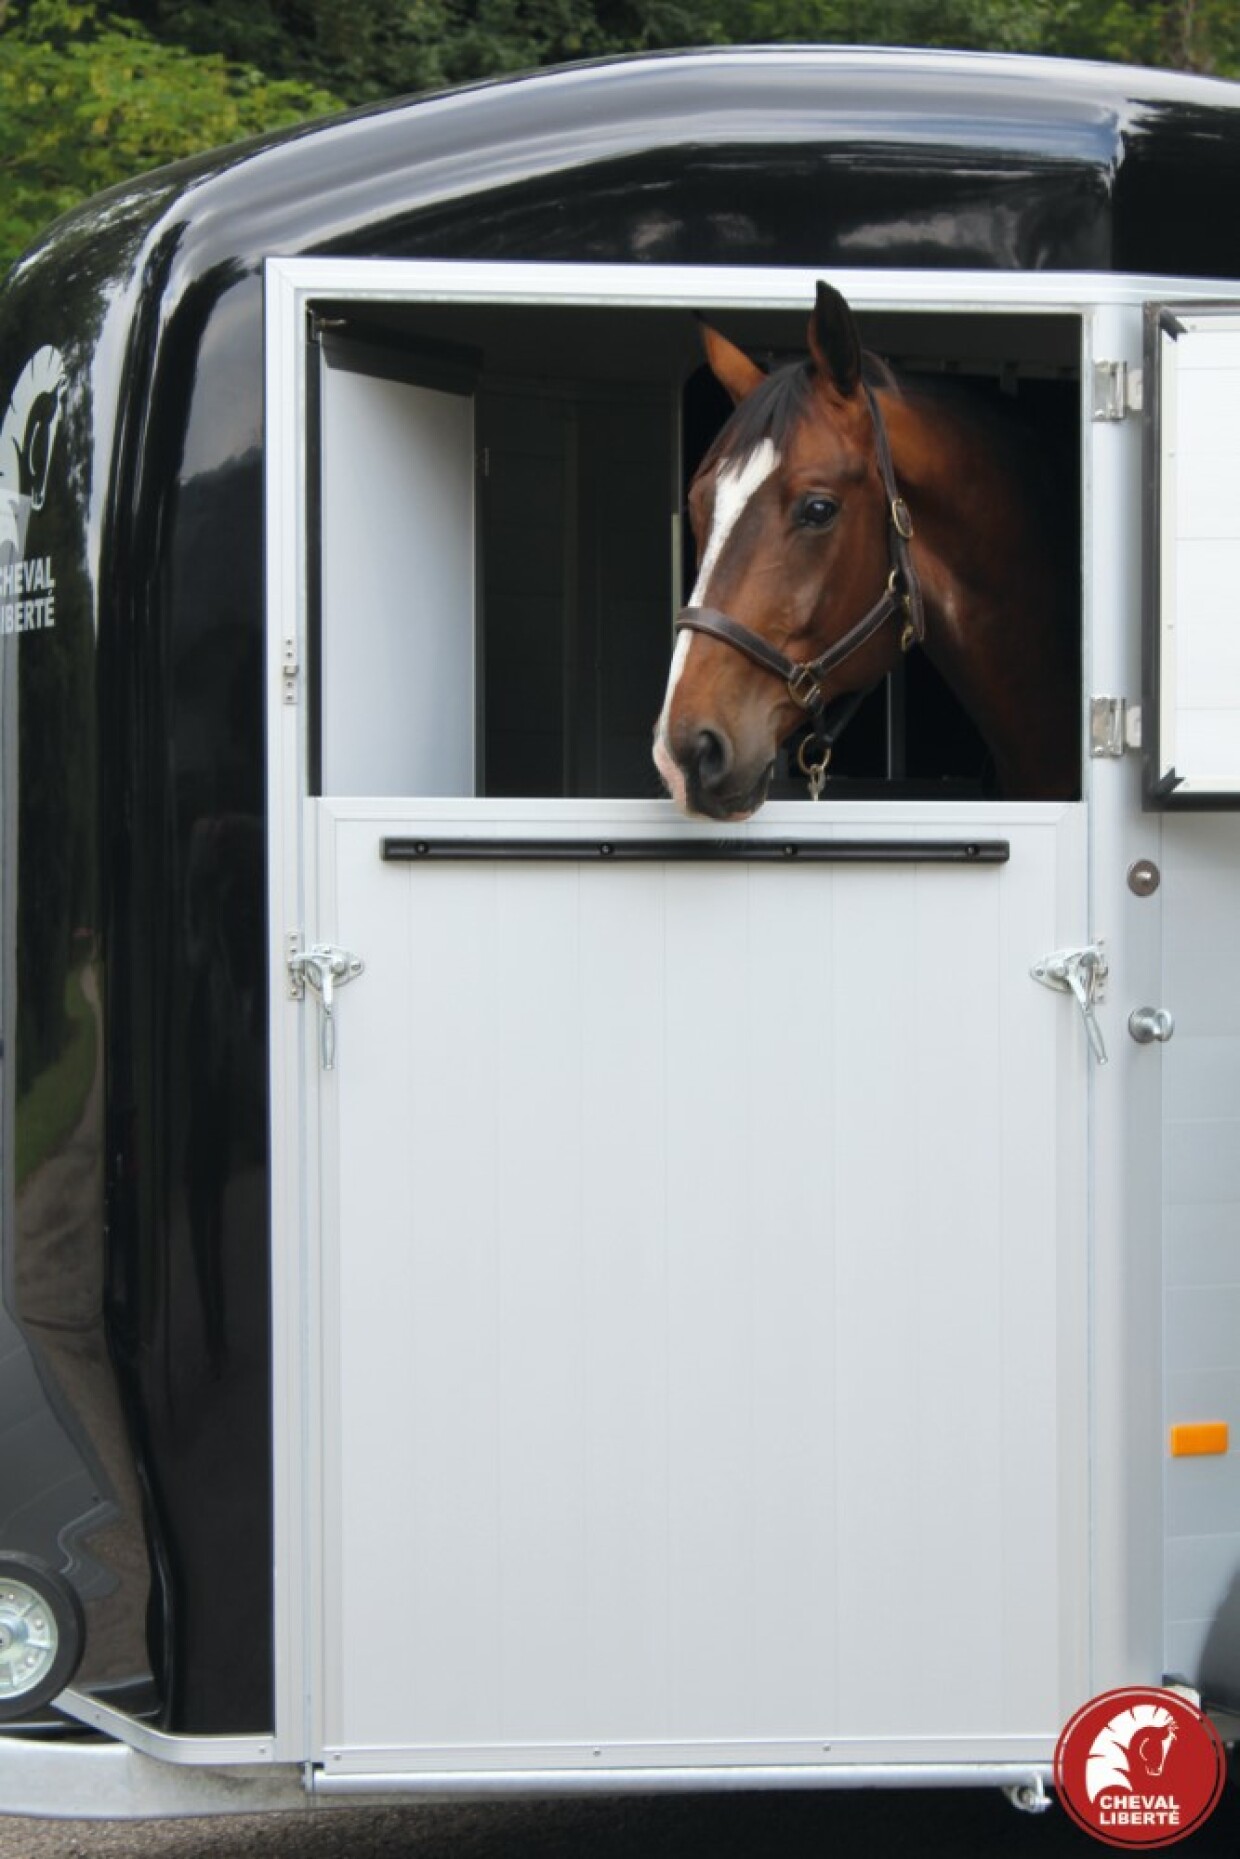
[675,381,925,797]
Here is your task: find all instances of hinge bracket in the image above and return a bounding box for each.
[1090,695,1142,758]
[1092,360,1143,421]
[282,638,298,706]
[308,311,348,344]
[287,935,364,1070]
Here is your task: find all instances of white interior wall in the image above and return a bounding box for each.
[319,365,476,796]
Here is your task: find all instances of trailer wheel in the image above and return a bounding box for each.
[0,1554,85,1719]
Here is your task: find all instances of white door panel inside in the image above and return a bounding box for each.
[1149,304,1240,804]
[318,350,476,797]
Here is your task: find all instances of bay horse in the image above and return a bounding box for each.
[654,282,1078,819]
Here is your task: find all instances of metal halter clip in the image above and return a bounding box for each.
[787,664,823,710]
[796,735,832,801]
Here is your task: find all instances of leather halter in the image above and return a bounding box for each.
[674,382,925,778]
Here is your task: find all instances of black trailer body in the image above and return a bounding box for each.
[3,44,1240,1815]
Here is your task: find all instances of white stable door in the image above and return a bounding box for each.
[306,799,1089,1778]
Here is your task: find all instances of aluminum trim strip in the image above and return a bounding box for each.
[313,1761,1054,1799]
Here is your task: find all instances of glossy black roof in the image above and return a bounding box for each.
[20,44,1240,279]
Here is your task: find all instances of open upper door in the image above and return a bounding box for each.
[316,323,479,797]
[1146,303,1240,806]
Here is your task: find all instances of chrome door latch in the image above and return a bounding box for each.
[287,936,364,1070]
[1031,943,1109,1065]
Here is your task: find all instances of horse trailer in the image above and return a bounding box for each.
[3,43,1240,1819]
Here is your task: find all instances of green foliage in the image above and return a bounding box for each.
[1043,0,1240,71]
[705,0,1240,68]
[139,0,1240,93]
[0,0,340,269]
[108,0,722,95]
[119,0,455,99]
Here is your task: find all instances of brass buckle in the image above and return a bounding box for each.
[891,496,914,540]
[787,664,823,710]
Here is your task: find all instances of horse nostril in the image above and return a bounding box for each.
[693,727,732,791]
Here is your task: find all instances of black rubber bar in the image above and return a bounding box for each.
[381,836,1010,865]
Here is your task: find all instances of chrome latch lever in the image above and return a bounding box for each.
[1031,943,1109,1066]
[287,938,364,1070]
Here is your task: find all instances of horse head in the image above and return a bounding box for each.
[654,282,919,820]
[1134,1721,1178,1778]
[18,386,64,511]
[1085,1703,1181,1803]
[0,346,67,526]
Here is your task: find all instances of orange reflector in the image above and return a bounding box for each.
[1170,1422,1230,1458]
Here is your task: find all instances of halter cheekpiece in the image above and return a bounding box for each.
[675,381,925,799]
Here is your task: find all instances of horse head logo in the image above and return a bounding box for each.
[1085,1703,1180,1802]
[0,345,67,556]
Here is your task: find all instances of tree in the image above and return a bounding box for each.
[1040,0,1240,72]
[95,0,457,100]
[78,0,1240,90]
[4,0,1239,274]
[0,0,340,270]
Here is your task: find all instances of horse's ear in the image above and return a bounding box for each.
[697,317,766,405]
[807,281,862,400]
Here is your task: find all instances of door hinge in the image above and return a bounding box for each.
[1031,942,1109,1065]
[1090,695,1142,758]
[282,638,299,706]
[287,935,364,1071]
[308,311,348,344]
[1092,360,1143,421]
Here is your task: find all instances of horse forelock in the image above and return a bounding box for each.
[700,350,898,481]
[702,360,813,475]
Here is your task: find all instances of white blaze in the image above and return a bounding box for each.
[687,439,779,607]
[654,440,779,805]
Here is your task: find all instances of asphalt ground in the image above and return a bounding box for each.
[3,1783,1240,1859]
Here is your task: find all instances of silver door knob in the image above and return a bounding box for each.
[1128,1006,1174,1044]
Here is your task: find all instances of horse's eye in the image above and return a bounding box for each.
[797,494,839,530]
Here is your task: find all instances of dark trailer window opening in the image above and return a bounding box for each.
[309,296,1082,805]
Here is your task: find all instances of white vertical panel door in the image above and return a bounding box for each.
[1155,309,1240,799]
[310,800,1089,1775]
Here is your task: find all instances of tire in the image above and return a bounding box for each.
[0,1553,86,1719]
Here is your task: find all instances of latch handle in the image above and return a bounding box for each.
[288,941,364,1070]
[1031,944,1109,1066]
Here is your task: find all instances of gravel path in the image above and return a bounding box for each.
[3,1785,1240,1859]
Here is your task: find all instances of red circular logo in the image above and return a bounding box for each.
[1054,1686,1226,1848]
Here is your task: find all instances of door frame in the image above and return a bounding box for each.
[264,257,1211,1770]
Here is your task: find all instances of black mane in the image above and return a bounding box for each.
[701,351,896,475]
